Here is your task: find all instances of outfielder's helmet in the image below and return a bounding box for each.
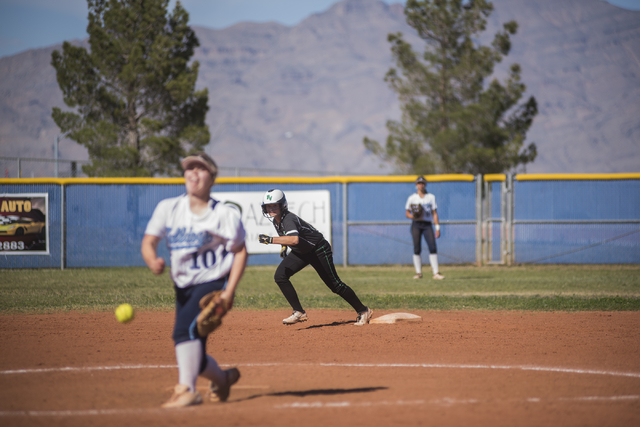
[261,189,288,215]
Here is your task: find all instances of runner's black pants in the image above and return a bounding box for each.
[274,239,367,313]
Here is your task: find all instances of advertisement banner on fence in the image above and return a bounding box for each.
[212,190,331,255]
[0,193,49,255]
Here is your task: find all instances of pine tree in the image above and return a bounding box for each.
[364,0,537,175]
[51,0,209,177]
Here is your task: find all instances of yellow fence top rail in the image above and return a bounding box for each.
[484,174,506,182]
[515,173,640,181]
[0,177,184,185]
[4,174,639,184]
[0,174,476,185]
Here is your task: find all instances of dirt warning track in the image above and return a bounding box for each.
[1,310,639,426]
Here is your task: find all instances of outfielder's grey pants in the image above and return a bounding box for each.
[411,220,437,255]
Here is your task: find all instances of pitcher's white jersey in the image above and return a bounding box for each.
[144,194,246,288]
[405,193,438,222]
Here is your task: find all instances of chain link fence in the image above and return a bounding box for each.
[0,157,349,178]
[1,157,89,178]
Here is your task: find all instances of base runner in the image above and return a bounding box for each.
[141,152,248,408]
[258,189,373,326]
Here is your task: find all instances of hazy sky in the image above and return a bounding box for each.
[0,0,638,59]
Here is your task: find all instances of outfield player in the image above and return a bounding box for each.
[405,176,444,280]
[141,152,248,408]
[258,189,373,326]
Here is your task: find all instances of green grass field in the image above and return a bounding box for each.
[1,264,639,314]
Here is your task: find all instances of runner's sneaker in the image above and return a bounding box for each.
[433,273,445,280]
[210,367,240,402]
[413,274,423,279]
[354,307,373,326]
[162,384,203,408]
[283,311,308,325]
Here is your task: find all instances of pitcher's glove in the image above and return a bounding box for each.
[196,291,230,337]
[259,234,273,244]
[410,204,424,217]
[280,245,288,259]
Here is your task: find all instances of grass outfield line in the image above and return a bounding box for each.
[0,265,639,313]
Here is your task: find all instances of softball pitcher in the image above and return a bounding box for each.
[141,152,248,408]
[405,176,444,280]
[258,189,373,326]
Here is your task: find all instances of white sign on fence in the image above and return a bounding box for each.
[212,190,332,254]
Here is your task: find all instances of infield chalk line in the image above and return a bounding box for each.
[242,363,640,379]
[275,395,640,410]
[3,363,638,418]
[1,395,639,417]
[2,362,640,379]
[0,364,177,375]
[0,408,186,417]
[314,363,640,379]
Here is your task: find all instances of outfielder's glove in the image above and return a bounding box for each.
[410,204,424,217]
[196,291,230,337]
[259,234,273,244]
[280,245,288,259]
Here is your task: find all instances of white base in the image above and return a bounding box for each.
[369,313,422,324]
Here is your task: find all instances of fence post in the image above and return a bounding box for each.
[476,174,483,266]
[342,181,348,267]
[54,136,59,178]
[507,174,514,265]
[501,178,507,264]
[61,183,65,270]
[483,178,490,264]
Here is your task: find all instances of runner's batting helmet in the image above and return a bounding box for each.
[261,189,288,216]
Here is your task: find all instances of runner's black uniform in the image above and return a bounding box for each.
[272,211,367,314]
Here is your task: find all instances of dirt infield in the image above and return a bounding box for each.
[1,310,639,427]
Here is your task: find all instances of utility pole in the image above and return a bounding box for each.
[54,135,60,178]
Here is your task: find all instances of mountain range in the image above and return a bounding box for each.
[0,0,638,177]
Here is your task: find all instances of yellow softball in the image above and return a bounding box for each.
[115,303,134,323]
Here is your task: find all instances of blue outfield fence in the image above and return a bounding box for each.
[65,184,184,267]
[512,177,640,264]
[345,180,477,265]
[1,174,639,269]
